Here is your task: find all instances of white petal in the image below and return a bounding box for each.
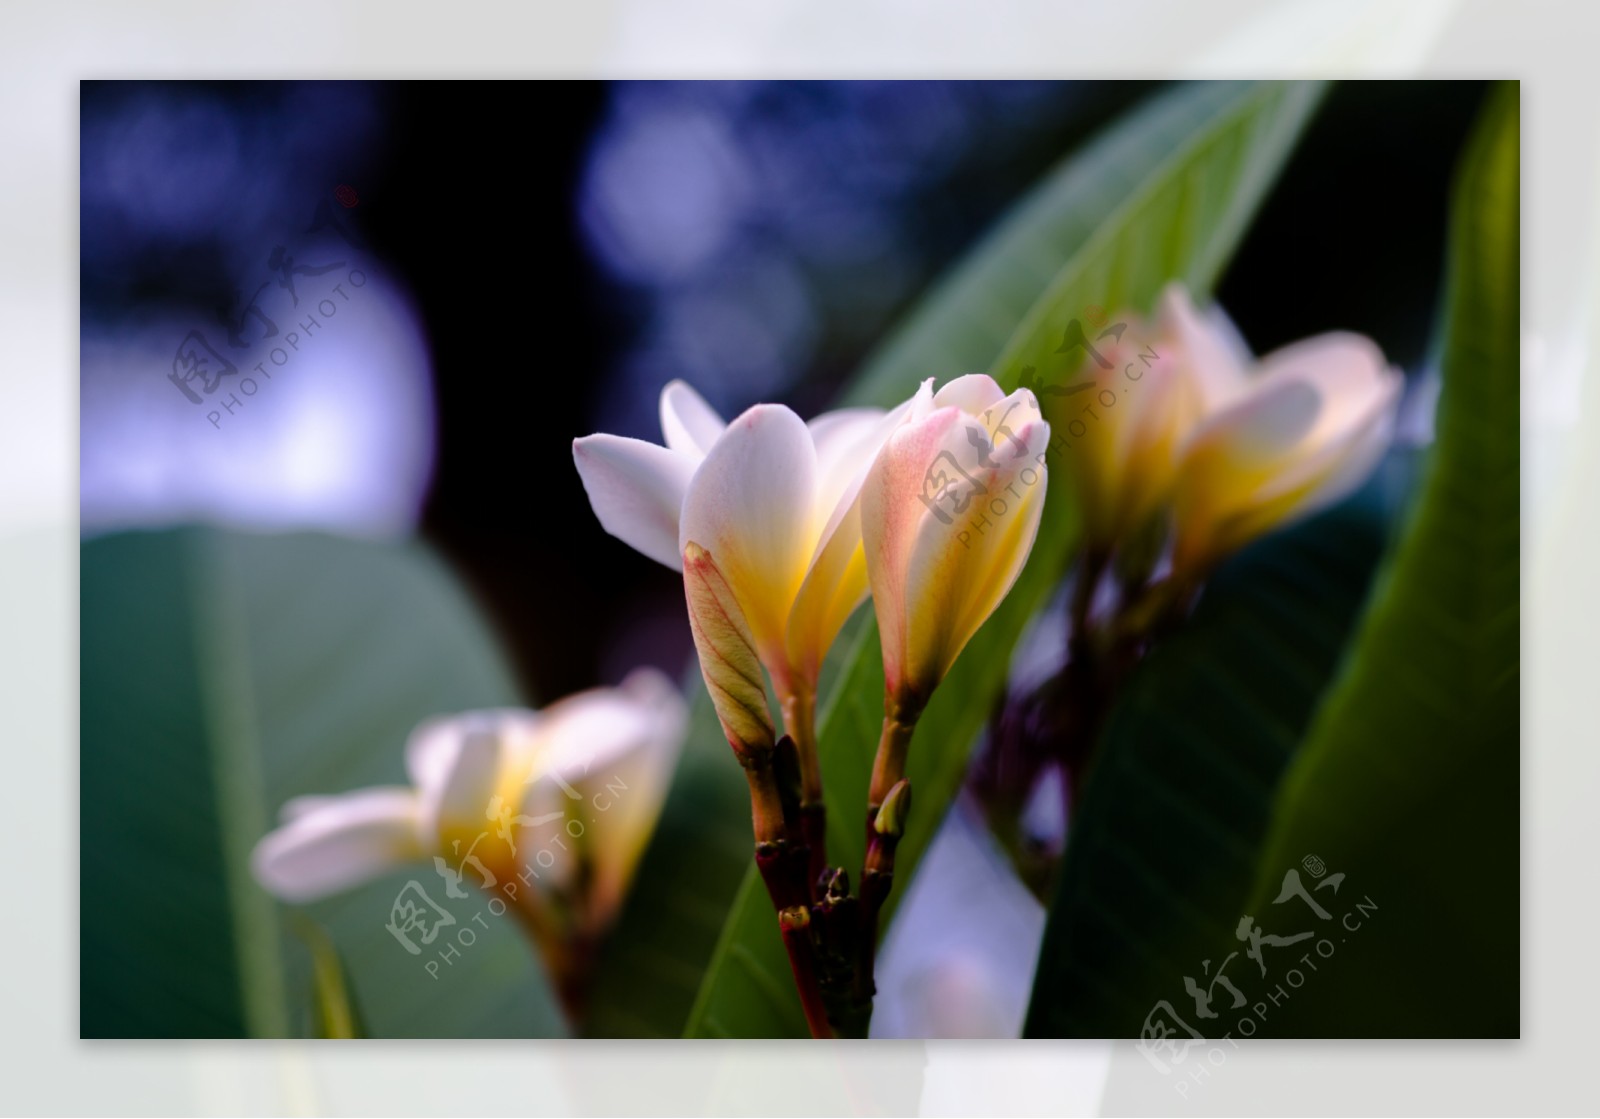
[1159,283,1250,413]
[679,404,819,673]
[899,412,1050,686]
[537,667,688,781]
[252,788,422,903]
[807,406,897,555]
[659,379,727,457]
[863,401,1050,694]
[1252,332,1399,453]
[1184,376,1321,478]
[932,373,1006,416]
[1259,371,1402,514]
[573,434,699,571]
[416,724,502,841]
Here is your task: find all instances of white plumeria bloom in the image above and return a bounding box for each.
[251,668,686,937]
[860,374,1052,712]
[1054,284,1403,576]
[574,381,912,804]
[1159,285,1404,573]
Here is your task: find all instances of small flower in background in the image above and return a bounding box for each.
[1060,282,1403,578]
[1053,300,1200,557]
[972,282,1404,870]
[1160,285,1404,576]
[251,668,687,1015]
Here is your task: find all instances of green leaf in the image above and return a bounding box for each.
[1022,478,1403,1036]
[80,528,567,1038]
[684,80,1327,1038]
[1225,81,1519,1037]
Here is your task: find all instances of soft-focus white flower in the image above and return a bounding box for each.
[1056,284,1403,576]
[860,374,1052,709]
[1159,285,1404,573]
[251,668,686,937]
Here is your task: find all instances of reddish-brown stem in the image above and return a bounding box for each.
[779,906,834,1039]
[856,700,921,1016]
[743,740,834,1038]
[782,689,828,899]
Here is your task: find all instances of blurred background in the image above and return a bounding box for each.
[80,80,1486,710]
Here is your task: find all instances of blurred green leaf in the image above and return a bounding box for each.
[1225,81,1519,1036]
[684,80,1327,1038]
[1022,479,1401,1036]
[80,528,567,1038]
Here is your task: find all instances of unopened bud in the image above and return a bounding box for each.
[820,866,850,903]
[874,779,912,839]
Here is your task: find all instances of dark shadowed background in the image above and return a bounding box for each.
[80,79,1486,707]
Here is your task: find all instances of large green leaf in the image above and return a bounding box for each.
[1022,477,1402,1036]
[1225,81,1519,1037]
[81,528,566,1038]
[683,80,1327,1038]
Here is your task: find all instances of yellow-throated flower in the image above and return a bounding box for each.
[1053,284,1402,576]
[251,669,685,949]
[574,381,911,797]
[1159,285,1403,574]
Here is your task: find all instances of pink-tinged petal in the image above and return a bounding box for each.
[573,433,699,571]
[1182,376,1321,488]
[1251,332,1399,452]
[861,405,969,695]
[251,788,422,903]
[659,379,727,457]
[679,404,819,676]
[1158,283,1251,412]
[1242,371,1402,533]
[683,541,777,755]
[896,414,1051,692]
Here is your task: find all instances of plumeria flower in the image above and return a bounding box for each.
[1159,285,1404,575]
[251,669,686,966]
[574,381,911,798]
[859,374,1051,802]
[1048,303,1201,555]
[1054,285,1402,578]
